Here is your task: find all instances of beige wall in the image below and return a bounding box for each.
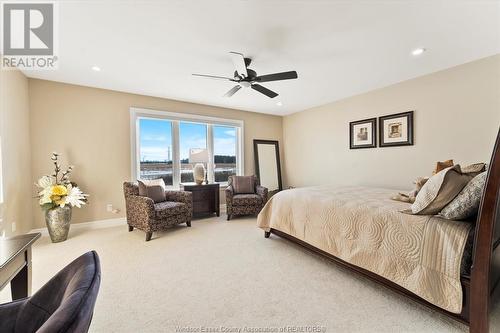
[13,54,500,230]
[29,80,283,228]
[283,55,500,190]
[0,67,32,235]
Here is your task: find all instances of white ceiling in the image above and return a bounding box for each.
[23,0,500,115]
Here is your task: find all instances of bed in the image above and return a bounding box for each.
[257,130,500,333]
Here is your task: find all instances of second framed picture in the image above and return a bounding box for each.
[349,118,377,149]
[379,111,414,147]
[378,111,413,147]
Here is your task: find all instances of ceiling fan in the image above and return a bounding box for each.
[192,52,298,98]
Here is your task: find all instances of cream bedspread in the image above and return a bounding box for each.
[257,186,471,313]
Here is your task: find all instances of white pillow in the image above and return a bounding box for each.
[140,178,166,191]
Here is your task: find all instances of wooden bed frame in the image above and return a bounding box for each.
[264,129,500,333]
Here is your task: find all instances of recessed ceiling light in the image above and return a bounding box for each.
[276,101,283,106]
[411,48,426,56]
[91,66,101,72]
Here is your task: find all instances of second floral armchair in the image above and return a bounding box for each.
[225,175,268,220]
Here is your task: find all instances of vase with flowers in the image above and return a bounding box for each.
[36,152,88,242]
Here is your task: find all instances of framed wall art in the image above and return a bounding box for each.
[379,111,414,147]
[349,118,377,149]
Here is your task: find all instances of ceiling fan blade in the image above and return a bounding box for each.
[255,71,298,82]
[229,52,248,78]
[192,74,234,81]
[251,84,278,98]
[223,85,242,97]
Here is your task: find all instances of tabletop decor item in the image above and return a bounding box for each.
[35,152,88,243]
[189,148,208,185]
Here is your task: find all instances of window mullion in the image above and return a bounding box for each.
[172,121,180,188]
[207,124,214,183]
[237,127,243,176]
[135,118,141,180]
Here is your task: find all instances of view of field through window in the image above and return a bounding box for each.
[139,118,173,185]
[213,125,237,182]
[179,122,207,183]
[138,118,237,185]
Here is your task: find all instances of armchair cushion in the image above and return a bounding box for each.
[232,194,263,206]
[231,176,256,194]
[154,201,189,219]
[165,190,192,205]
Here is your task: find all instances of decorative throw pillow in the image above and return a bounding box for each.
[439,172,487,220]
[433,159,454,175]
[411,165,472,215]
[138,180,166,203]
[141,178,166,190]
[232,176,256,194]
[462,163,486,177]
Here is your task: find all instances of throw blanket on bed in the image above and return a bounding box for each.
[257,186,471,313]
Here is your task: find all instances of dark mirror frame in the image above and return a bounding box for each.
[253,139,283,192]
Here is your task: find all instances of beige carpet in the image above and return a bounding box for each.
[2,215,500,332]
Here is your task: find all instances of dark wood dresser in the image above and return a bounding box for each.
[0,233,40,300]
[181,183,220,217]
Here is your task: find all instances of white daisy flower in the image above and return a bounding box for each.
[63,185,88,208]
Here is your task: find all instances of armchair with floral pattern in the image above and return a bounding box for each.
[225,176,268,220]
[123,182,192,241]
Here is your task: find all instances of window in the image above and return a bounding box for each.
[213,125,237,182]
[131,108,243,188]
[138,119,173,186]
[179,122,207,183]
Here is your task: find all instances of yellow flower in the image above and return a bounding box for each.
[51,185,68,196]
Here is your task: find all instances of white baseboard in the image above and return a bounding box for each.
[30,217,126,235]
[30,205,227,235]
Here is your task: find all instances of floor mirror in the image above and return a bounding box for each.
[253,140,283,192]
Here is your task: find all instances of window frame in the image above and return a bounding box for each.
[130,107,244,189]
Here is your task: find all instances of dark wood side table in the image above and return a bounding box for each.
[181,183,220,217]
[0,233,41,300]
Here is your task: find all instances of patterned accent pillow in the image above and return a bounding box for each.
[232,176,256,194]
[138,180,166,203]
[440,172,487,220]
[411,165,472,215]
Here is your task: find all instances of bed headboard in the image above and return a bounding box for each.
[470,127,500,332]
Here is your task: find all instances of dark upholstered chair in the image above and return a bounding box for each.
[0,251,101,333]
[123,182,193,241]
[225,175,268,220]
